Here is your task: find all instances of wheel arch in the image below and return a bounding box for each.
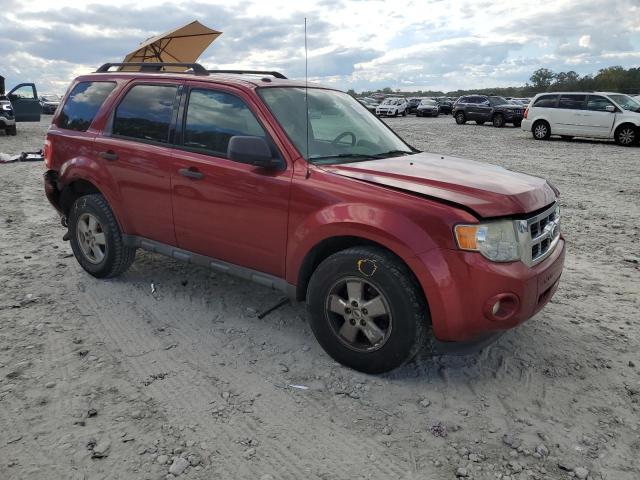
[294,235,427,307]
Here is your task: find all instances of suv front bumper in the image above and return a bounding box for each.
[412,238,565,342]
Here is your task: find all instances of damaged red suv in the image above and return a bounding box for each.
[43,63,565,373]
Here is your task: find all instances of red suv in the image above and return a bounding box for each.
[43,63,565,373]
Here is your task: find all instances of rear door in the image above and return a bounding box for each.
[554,94,587,135]
[581,95,617,138]
[170,84,292,277]
[8,83,41,122]
[94,81,182,245]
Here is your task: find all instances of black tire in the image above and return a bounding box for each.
[492,114,505,128]
[306,246,428,374]
[68,194,136,278]
[532,120,551,140]
[475,120,485,125]
[402,109,407,117]
[11,126,17,136]
[513,121,522,128]
[455,112,466,124]
[614,124,637,146]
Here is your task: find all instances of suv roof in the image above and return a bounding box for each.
[85,62,326,91]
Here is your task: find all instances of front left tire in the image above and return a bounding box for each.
[306,246,429,374]
[614,124,637,146]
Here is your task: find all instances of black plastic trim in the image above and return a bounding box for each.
[122,235,296,297]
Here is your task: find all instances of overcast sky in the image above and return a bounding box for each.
[1,0,639,94]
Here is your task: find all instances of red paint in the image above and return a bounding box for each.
[44,71,565,343]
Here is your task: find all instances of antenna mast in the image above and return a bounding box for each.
[304,17,311,178]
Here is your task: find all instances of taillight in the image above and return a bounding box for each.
[44,138,53,169]
[523,107,528,119]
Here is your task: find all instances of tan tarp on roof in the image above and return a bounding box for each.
[121,20,221,71]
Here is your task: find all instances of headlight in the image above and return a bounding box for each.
[454,220,519,262]
[1,104,11,111]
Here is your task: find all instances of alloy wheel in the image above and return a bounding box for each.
[325,276,393,352]
[534,123,548,139]
[76,212,107,264]
[618,127,635,145]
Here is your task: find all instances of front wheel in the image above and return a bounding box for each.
[68,194,136,278]
[492,114,505,128]
[615,124,637,146]
[455,112,466,124]
[306,247,428,374]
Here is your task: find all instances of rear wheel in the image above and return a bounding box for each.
[68,194,136,278]
[492,114,505,128]
[532,120,551,140]
[455,112,466,124]
[306,246,428,374]
[615,124,637,146]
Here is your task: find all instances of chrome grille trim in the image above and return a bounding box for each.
[515,203,560,267]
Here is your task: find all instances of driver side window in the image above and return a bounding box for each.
[182,89,268,158]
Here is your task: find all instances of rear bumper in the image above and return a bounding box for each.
[413,238,565,342]
[44,170,64,217]
[521,119,533,132]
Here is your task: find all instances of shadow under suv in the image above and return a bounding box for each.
[453,95,524,127]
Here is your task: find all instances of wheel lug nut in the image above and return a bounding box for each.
[362,308,368,315]
[351,301,358,307]
[350,319,356,325]
[360,319,366,326]
[345,308,351,314]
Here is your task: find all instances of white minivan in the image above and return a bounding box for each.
[521,92,640,146]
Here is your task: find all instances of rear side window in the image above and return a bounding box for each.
[112,84,178,144]
[558,94,586,110]
[182,89,267,157]
[58,82,116,132]
[533,95,558,108]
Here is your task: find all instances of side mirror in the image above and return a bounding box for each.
[227,136,279,169]
[605,105,616,113]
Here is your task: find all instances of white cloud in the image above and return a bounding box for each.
[0,0,638,94]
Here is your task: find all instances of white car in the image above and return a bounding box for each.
[522,92,640,146]
[375,97,408,117]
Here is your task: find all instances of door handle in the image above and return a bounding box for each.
[98,150,118,161]
[179,167,204,180]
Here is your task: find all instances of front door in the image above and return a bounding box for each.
[171,85,292,277]
[581,95,617,138]
[94,81,182,246]
[8,83,41,122]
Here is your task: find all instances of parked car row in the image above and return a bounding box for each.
[356,95,456,117]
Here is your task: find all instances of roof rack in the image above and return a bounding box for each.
[207,70,287,79]
[95,62,209,75]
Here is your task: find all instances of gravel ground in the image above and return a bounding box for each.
[0,115,638,480]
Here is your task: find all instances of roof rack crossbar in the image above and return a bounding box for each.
[95,62,209,75]
[207,69,287,79]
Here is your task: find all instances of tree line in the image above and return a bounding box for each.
[349,66,640,98]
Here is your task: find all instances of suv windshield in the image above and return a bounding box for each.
[259,87,413,164]
[489,96,509,106]
[609,94,640,112]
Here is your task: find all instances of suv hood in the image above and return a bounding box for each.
[322,152,556,218]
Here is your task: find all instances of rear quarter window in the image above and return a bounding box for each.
[533,95,558,108]
[58,82,116,132]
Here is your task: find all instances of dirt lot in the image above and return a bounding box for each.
[0,116,638,480]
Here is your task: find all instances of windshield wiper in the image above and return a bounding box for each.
[310,150,413,165]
